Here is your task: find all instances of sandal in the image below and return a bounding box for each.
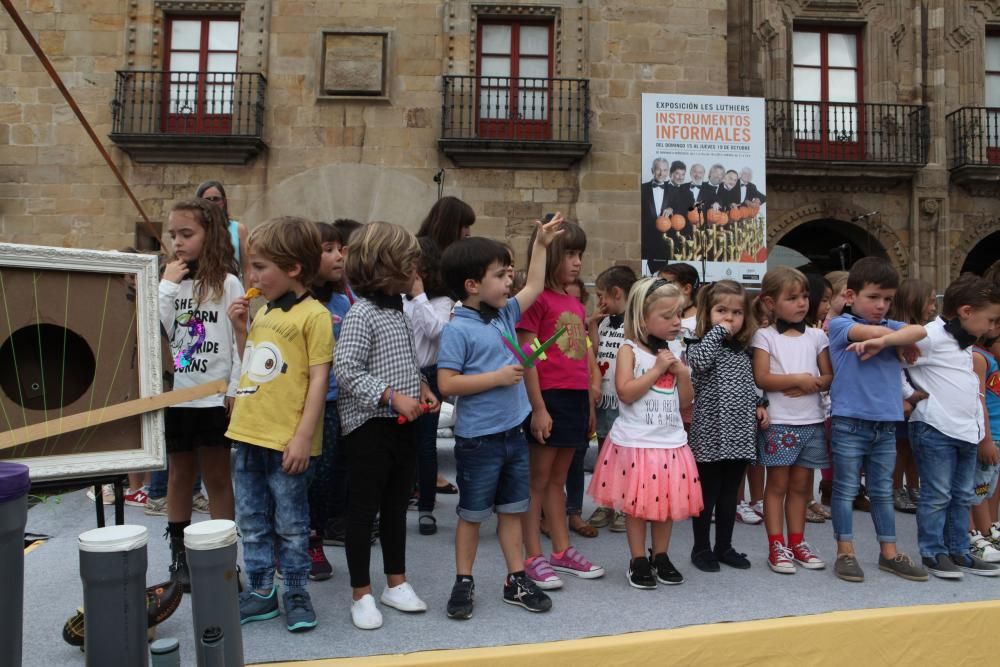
[569,519,598,538]
[805,502,826,524]
[809,500,832,519]
[418,514,437,536]
[436,482,458,494]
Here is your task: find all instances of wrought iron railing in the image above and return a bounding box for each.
[110,70,266,137]
[946,106,1000,169]
[441,75,590,143]
[766,99,928,165]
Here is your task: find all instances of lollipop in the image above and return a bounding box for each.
[244,287,261,299]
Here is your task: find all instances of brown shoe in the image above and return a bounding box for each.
[853,486,870,512]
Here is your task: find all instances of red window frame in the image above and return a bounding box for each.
[475,19,554,140]
[162,15,239,134]
[985,30,1000,163]
[792,27,864,160]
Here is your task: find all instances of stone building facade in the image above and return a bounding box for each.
[1,0,997,287]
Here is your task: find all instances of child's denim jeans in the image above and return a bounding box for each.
[234,442,312,592]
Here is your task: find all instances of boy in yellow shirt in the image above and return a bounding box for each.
[226,216,333,632]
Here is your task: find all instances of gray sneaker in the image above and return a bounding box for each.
[892,488,916,514]
[283,589,317,632]
[949,553,1000,578]
[922,554,963,579]
[834,553,864,582]
[609,511,627,533]
[878,552,928,581]
[144,496,168,516]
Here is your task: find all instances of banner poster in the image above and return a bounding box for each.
[640,93,767,284]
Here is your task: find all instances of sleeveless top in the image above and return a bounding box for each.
[596,316,625,411]
[607,340,687,449]
[974,346,1000,430]
[228,220,241,262]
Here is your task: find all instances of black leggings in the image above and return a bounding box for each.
[691,459,750,555]
[344,418,416,588]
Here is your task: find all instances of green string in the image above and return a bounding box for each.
[71,276,111,453]
[32,271,49,447]
[74,306,136,455]
[0,269,28,440]
[46,273,71,456]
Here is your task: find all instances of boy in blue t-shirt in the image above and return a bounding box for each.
[827,257,928,584]
[436,214,564,620]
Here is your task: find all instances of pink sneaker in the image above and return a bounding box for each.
[525,555,563,590]
[550,546,605,579]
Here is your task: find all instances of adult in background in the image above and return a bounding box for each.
[196,180,250,279]
[416,196,475,251]
[738,167,766,206]
[641,157,673,264]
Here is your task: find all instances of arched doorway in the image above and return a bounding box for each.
[771,218,888,274]
[959,230,1000,276]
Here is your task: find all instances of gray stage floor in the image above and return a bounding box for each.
[22,440,1000,665]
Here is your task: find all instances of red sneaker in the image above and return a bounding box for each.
[767,540,796,574]
[791,541,826,569]
[123,487,148,507]
[308,535,333,581]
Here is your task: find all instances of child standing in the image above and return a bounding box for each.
[226,217,332,632]
[688,280,765,572]
[971,323,1000,562]
[436,215,564,620]
[519,220,604,589]
[897,274,1000,577]
[586,265,638,532]
[828,257,928,583]
[159,198,242,591]
[404,236,455,537]
[588,278,703,589]
[304,222,348,581]
[752,267,833,574]
[334,222,439,630]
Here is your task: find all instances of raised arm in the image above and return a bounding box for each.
[514,213,564,312]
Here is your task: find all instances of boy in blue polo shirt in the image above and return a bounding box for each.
[828,257,928,583]
[437,214,564,620]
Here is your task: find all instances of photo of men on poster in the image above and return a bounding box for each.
[640,94,767,284]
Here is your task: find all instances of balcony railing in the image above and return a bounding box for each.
[946,106,1000,169]
[439,75,591,168]
[109,70,267,164]
[766,99,928,166]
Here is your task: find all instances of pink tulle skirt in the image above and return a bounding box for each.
[588,439,704,522]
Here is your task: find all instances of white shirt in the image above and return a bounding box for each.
[907,318,985,443]
[740,182,749,202]
[652,182,665,214]
[403,293,454,368]
[608,341,687,449]
[596,316,625,410]
[689,181,702,200]
[751,326,828,425]
[158,275,243,407]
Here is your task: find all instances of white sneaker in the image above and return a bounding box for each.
[736,501,763,525]
[351,593,383,629]
[751,500,764,519]
[970,530,1000,563]
[86,484,114,505]
[192,492,210,514]
[989,522,1000,548]
[380,582,427,613]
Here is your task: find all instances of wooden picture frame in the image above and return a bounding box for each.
[0,243,166,481]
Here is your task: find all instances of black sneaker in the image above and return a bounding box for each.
[650,550,683,585]
[322,518,345,547]
[627,556,657,589]
[950,553,1000,577]
[446,577,475,620]
[503,573,552,612]
[715,547,751,570]
[922,554,963,580]
[691,548,720,573]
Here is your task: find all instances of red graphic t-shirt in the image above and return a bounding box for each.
[518,289,590,392]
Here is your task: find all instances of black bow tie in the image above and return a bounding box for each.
[266,291,308,314]
[369,292,404,312]
[647,335,671,353]
[652,183,665,189]
[942,317,977,350]
[474,303,500,324]
[608,313,624,329]
[775,319,807,334]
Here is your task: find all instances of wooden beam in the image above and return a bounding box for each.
[0,380,227,451]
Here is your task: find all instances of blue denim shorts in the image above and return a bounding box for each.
[757,422,828,468]
[454,425,530,522]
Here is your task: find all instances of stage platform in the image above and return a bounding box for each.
[22,440,1000,666]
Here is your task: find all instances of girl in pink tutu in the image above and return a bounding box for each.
[589,278,704,589]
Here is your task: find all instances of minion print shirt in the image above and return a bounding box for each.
[226,296,334,455]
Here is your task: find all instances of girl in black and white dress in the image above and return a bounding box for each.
[687,280,768,573]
